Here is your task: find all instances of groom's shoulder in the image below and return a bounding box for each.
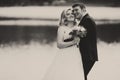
[85,14,94,21]
[84,15,95,24]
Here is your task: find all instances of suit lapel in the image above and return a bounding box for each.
[79,14,89,26]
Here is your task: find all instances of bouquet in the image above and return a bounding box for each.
[69,26,87,47]
[69,25,87,38]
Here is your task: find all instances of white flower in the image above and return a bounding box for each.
[80,26,86,32]
[78,26,87,38]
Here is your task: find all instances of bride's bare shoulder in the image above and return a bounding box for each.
[58,26,67,31]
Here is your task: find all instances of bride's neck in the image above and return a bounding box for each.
[66,22,74,27]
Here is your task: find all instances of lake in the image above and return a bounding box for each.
[0,23,120,46]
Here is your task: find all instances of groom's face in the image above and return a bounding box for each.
[72,6,83,19]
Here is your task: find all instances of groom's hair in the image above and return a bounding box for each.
[72,3,86,10]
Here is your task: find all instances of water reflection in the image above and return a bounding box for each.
[0,25,58,45]
[0,23,120,45]
[97,23,120,43]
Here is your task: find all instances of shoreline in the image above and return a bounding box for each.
[0,19,120,26]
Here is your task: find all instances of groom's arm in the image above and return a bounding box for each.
[84,18,98,56]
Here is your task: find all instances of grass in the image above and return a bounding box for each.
[0,41,120,80]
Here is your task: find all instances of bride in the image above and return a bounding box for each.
[43,8,84,80]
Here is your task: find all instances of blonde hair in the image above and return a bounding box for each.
[59,8,75,26]
[59,10,66,26]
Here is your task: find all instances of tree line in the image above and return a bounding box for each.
[0,0,119,6]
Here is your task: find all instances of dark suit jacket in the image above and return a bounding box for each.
[79,14,98,61]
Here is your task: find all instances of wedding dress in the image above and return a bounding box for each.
[43,27,84,80]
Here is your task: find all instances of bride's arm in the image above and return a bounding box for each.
[57,27,77,49]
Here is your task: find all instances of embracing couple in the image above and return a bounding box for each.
[43,3,98,80]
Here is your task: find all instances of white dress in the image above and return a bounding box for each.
[43,27,84,80]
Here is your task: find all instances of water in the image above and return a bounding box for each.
[0,25,58,45]
[97,23,120,43]
[0,23,120,46]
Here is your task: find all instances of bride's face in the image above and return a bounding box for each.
[65,9,75,22]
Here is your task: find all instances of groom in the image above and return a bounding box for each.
[72,3,98,80]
